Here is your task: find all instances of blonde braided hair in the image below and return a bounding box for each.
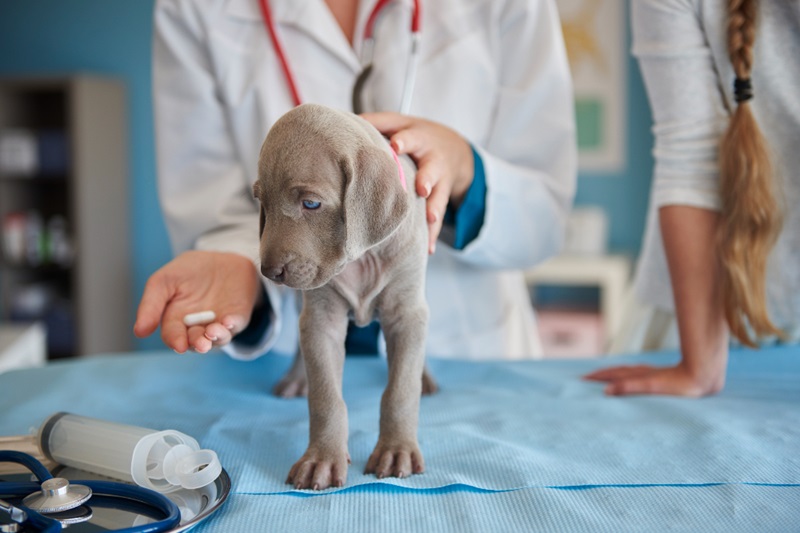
[718,0,783,346]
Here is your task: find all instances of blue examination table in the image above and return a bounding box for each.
[1,346,798,532]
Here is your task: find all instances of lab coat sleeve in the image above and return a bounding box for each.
[453,0,577,270]
[153,0,257,257]
[152,0,286,359]
[631,0,729,212]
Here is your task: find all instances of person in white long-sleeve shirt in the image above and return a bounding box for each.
[134,0,576,364]
[586,0,800,397]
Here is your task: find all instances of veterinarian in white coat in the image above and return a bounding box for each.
[135,0,577,360]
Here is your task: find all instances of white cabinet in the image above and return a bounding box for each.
[526,254,631,357]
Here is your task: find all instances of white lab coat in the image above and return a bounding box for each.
[152,0,576,360]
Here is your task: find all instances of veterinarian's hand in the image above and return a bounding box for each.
[134,251,261,353]
[361,112,474,254]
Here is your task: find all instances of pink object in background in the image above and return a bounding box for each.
[2,212,26,263]
[537,310,605,358]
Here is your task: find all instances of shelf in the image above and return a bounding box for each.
[0,76,131,359]
[0,174,68,182]
[0,261,72,273]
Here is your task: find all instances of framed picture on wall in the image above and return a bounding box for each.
[557,0,627,173]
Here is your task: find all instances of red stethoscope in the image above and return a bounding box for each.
[257,0,421,113]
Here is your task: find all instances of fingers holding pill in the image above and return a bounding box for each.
[187,316,244,351]
[135,251,263,352]
[188,325,214,353]
[203,321,236,349]
[161,308,251,353]
[161,314,191,354]
[184,310,219,352]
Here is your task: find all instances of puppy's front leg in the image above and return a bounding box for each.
[365,302,428,479]
[287,292,350,490]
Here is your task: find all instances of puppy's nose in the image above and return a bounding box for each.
[261,264,286,283]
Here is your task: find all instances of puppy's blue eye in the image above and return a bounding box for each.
[302,200,321,210]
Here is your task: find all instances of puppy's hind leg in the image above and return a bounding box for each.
[272,349,308,397]
[422,364,438,395]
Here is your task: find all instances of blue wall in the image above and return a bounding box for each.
[0,0,653,351]
[579,43,655,255]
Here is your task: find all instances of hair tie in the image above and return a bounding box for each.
[734,77,753,103]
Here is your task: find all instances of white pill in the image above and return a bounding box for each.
[183,310,217,327]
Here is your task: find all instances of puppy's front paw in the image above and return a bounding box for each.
[365,440,425,479]
[287,449,351,490]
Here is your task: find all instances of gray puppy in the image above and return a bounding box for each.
[254,103,434,490]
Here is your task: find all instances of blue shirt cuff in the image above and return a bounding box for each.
[443,146,487,250]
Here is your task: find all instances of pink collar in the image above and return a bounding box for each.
[390,147,408,191]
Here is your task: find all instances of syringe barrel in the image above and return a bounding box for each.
[38,412,152,481]
[37,412,219,493]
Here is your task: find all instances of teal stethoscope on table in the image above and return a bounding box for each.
[0,451,180,533]
[258,0,421,113]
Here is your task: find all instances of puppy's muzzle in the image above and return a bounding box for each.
[260,257,322,289]
[261,264,286,284]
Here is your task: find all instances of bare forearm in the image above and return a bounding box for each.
[659,205,729,381]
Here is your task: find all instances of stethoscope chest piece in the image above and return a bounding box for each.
[22,477,92,514]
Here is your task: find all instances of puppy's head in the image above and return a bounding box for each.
[254,104,411,290]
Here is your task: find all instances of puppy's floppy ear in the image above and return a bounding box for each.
[343,145,410,260]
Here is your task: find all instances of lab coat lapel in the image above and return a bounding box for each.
[225,0,362,72]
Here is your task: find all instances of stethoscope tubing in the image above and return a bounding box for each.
[0,450,181,533]
[258,0,421,111]
[257,0,302,106]
[0,499,61,533]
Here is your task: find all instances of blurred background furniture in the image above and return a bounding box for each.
[0,76,130,359]
[527,254,631,357]
[526,206,632,358]
[0,321,45,373]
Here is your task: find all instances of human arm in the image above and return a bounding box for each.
[136,0,284,355]
[585,206,728,396]
[584,0,732,395]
